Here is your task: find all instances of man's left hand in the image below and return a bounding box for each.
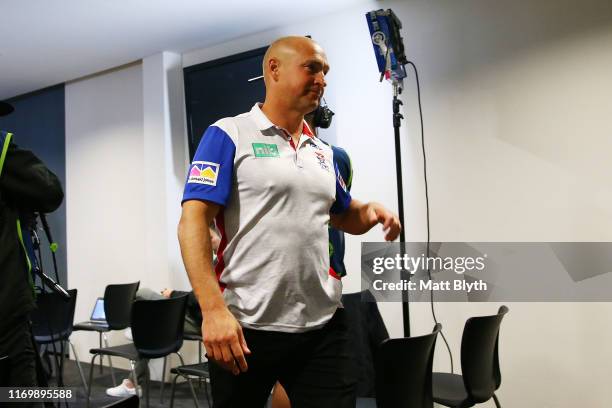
[366,203,401,241]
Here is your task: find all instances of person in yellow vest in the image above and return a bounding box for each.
[0,101,64,387]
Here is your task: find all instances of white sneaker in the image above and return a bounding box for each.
[106,379,138,397]
[124,328,133,340]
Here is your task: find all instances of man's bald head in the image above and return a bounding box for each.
[262,36,327,82]
[261,36,329,114]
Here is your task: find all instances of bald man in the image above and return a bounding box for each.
[178,36,400,408]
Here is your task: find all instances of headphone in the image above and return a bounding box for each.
[311,98,335,129]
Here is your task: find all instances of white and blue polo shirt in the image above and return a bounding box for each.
[182,104,351,333]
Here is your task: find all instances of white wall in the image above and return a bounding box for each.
[66,62,146,369]
[66,55,195,377]
[182,0,612,406]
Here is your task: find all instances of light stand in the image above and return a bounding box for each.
[367,8,412,337]
[390,80,411,337]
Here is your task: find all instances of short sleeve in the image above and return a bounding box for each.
[182,126,236,206]
[330,161,352,214]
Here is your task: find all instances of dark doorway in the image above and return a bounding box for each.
[184,46,267,160]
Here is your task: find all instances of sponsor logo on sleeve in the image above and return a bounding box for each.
[188,161,220,186]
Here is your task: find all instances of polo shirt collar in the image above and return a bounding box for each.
[251,103,314,138]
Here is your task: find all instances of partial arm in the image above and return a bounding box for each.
[178,200,250,374]
[330,198,401,241]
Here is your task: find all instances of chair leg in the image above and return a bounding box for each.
[130,359,139,391]
[69,341,88,396]
[58,340,66,387]
[50,344,61,385]
[169,373,180,408]
[145,361,151,408]
[203,376,211,408]
[198,341,203,388]
[98,332,103,374]
[160,355,167,403]
[39,344,56,379]
[102,333,116,385]
[87,354,99,408]
[493,393,501,408]
[176,352,200,408]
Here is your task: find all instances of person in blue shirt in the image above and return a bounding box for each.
[178,36,400,408]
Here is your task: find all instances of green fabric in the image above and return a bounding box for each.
[346,153,353,189]
[0,132,12,178]
[16,219,36,297]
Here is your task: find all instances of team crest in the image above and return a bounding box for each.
[188,161,220,186]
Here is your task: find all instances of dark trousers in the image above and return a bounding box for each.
[0,317,44,408]
[0,317,37,387]
[210,308,357,408]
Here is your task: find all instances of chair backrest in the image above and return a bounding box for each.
[131,294,188,359]
[374,324,441,408]
[104,281,140,330]
[460,305,508,403]
[31,289,78,343]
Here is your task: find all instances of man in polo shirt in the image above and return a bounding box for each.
[178,36,400,407]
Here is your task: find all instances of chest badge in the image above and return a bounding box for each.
[252,143,280,158]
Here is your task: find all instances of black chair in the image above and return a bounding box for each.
[73,281,140,385]
[342,290,390,398]
[87,295,195,408]
[159,328,204,403]
[30,288,88,395]
[183,330,204,366]
[357,324,441,408]
[432,306,509,408]
[169,361,210,408]
[100,394,139,408]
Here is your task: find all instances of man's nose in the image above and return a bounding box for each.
[314,72,326,88]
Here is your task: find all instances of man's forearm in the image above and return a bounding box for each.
[331,199,401,241]
[178,209,226,312]
[330,199,377,235]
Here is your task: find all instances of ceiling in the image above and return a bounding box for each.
[0,0,366,100]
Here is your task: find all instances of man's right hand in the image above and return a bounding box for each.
[202,306,251,375]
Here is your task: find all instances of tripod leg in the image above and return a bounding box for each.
[493,393,501,408]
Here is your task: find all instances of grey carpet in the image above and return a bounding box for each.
[46,357,212,407]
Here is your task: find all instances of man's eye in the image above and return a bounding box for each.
[305,63,321,72]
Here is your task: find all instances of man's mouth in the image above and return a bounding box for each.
[309,89,322,98]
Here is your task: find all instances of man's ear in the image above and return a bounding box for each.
[268,58,280,81]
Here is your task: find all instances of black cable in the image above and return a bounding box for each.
[39,213,61,285]
[32,227,65,406]
[406,61,455,374]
